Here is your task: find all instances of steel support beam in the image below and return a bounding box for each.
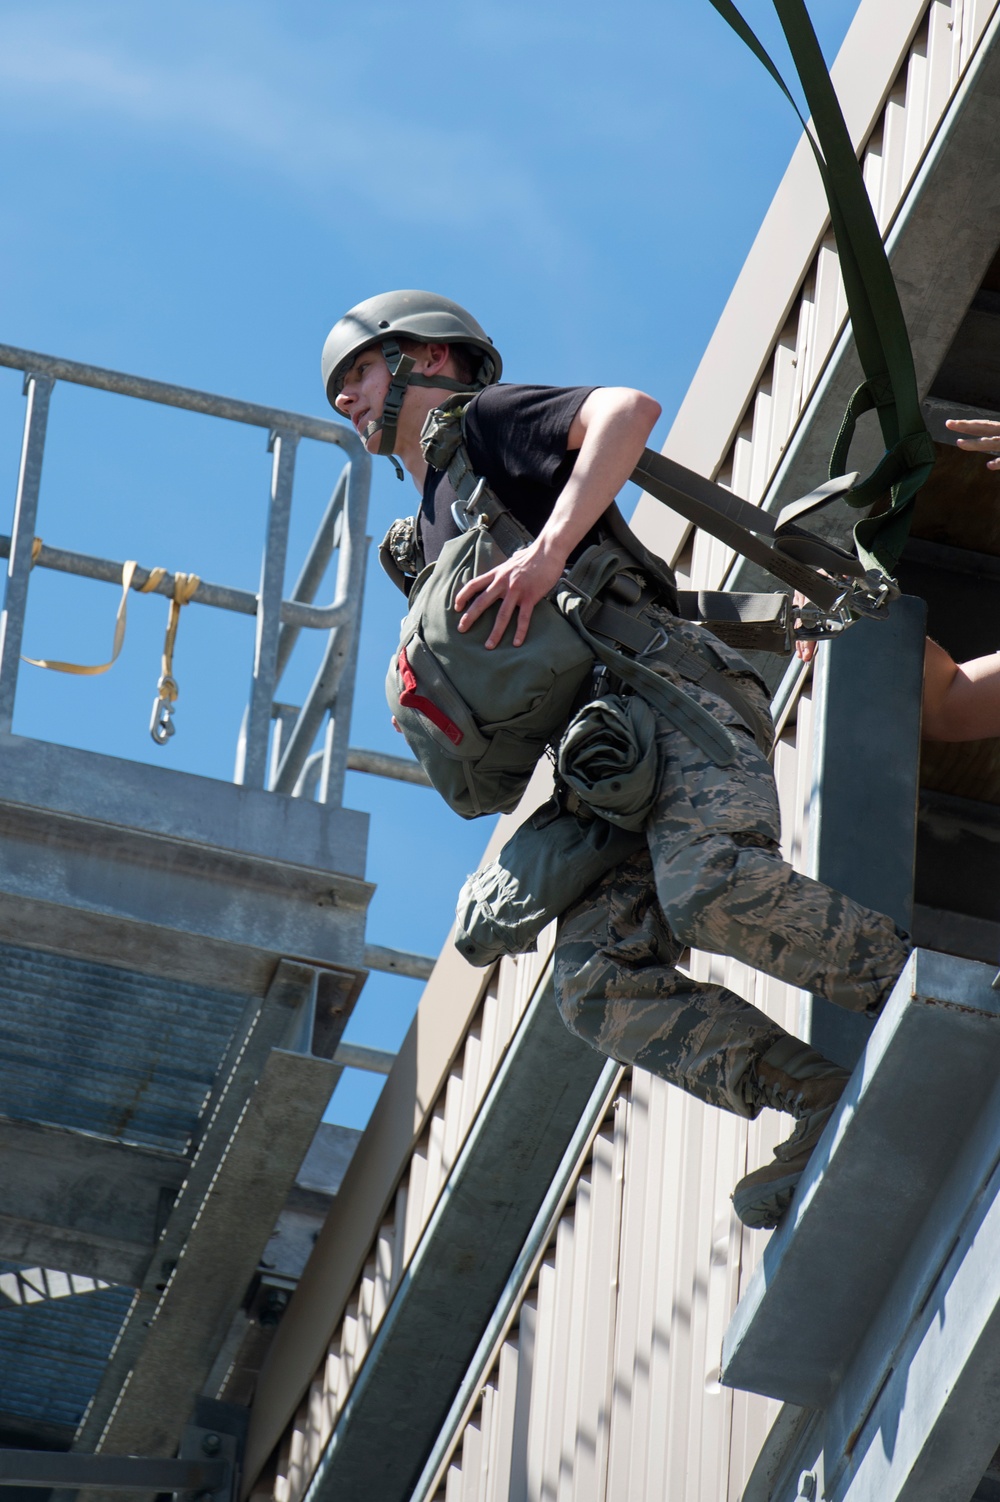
[236,429,297,790]
[0,374,53,733]
[345,747,431,787]
[362,942,434,981]
[807,594,926,1068]
[331,1042,395,1076]
[75,962,339,1472]
[0,1452,229,1493]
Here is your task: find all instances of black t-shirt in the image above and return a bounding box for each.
[419,383,596,563]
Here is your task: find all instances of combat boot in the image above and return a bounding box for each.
[731,1037,851,1231]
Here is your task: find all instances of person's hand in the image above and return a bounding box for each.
[945,417,1000,469]
[453,538,566,649]
[792,591,818,662]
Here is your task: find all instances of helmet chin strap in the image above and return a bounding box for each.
[361,340,479,481]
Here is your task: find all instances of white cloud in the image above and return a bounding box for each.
[0,3,573,253]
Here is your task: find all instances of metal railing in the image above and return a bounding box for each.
[0,342,373,805]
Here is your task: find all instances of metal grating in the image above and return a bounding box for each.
[0,1261,133,1431]
[0,941,248,1151]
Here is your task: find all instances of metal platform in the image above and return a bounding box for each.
[0,345,389,1483]
[725,949,1000,1502]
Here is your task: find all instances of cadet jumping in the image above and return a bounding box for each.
[320,290,914,1230]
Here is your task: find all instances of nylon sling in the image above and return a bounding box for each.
[703,0,935,577]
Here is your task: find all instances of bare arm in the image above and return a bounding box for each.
[922,637,1000,741]
[453,387,661,649]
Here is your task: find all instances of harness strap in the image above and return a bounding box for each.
[652,638,775,754]
[705,0,935,575]
[556,591,741,767]
[364,341,480,479]
[630,449,857,610]
[589,600,662,655]
[675,591,791,656]
[443,397,865,618]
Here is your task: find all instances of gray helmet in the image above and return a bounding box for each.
[321,290,501,474]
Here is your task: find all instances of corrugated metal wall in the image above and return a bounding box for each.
[272,945,553,1502]
[417,685,813,1502]
[258,2,1000,1497]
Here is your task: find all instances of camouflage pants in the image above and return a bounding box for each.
[554,624,909,1119]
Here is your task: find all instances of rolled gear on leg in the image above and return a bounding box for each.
[731,1037,851,1230]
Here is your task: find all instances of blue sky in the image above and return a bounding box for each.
[0,0,859,1128]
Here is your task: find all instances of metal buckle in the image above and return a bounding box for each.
[792,571,900,642]
[844,569,900,619]
[638,626,669,658]
[451,477,492,535]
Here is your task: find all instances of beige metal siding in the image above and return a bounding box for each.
[271,944,554,1502]
[418,684,816,1502]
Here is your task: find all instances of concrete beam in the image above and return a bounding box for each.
[84,1050,338,1483]
[0,1118,185,1284]
[739,960,1000,1502]
[0,735,372,995]
[931,290,1000,410]
[722,950,1000,1411]
[74,961,342,1473]
[828,1125,1000,1501]
[241,770,555,1486]
[0,733,368,877]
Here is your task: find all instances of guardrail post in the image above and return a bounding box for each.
[319,535,367,805]
[235,427,298,789]
[0,373,54,734]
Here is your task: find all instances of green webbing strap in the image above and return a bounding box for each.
[705,0,935,574]
[557,590,741,767]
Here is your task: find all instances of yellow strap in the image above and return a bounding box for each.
[22,550,198,679]
[154,572,200,705]
[23,555,143,675]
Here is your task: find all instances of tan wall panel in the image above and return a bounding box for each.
[417,666,817,1502]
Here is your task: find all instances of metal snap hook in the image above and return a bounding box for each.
[149,674,178,745]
